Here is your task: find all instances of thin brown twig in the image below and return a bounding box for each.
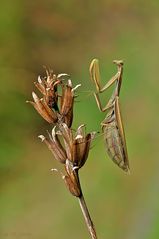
[78,193,98,239]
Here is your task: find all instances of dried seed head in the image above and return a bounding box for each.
[27,68,64,123]
[27,65,97,199]
[72,125,95,168]
[28,69,81,127]
[64,159,81,197]
[63,174,81,197]
[57,123,95,169]
[60,80,81,128]
[38,129,66,164]
[60,82,74,128]
[33,68,62,113]
[27,92,58,123]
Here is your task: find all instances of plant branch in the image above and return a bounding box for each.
[78,193,98,239]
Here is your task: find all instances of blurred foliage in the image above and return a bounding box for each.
[1,1,159,239]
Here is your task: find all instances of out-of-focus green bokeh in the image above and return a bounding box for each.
[1,1,159,239]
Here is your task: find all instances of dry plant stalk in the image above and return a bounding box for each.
[27,59,129,239]
[27,67,97,239]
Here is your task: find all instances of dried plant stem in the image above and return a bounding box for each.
[78,193,98,239]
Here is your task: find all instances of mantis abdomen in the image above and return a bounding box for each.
[102,113,129,172]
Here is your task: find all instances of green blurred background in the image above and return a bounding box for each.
[1,1,159,239]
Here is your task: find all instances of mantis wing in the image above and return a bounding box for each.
[114,96,129,172]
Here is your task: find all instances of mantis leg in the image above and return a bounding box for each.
[90,58,123,112]
[89,58,123,93]
[94,92,114,112]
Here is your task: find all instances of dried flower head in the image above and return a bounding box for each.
[27,91,58,123]
[39,123,96,197]
[34,67,68,111]
[27,68,80,127]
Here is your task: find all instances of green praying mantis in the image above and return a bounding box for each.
[89,59,129,173]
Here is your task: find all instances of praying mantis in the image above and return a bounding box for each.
[89,59,129,173]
